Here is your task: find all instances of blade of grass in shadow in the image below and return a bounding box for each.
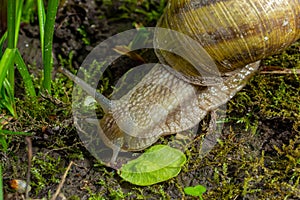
[15,50,36,96]
[0,164,3,200]
[6,0,16,91]
[41,0,59,93]
[0,31,7,58]
[7,0,15,49]
[14,0,24,47]
[0,0,7,37]
[22,0,35,23]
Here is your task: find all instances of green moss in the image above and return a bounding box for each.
[102,0,166,26]
[227,41,300,132]
[13,71,73,126]
[180,129,300,199]
[261,40,300,68]
[31,153,65,194]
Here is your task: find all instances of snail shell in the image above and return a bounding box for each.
[9,179,31,194]
[62,0,300,164]
[155,0,300,85]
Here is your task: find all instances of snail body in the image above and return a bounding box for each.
[61,0,300,165]
[61,60,259,164]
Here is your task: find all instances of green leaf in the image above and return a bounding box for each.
[118,145,186,186]
[184,185,207,197]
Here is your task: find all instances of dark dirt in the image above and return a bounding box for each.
[2,1,300,199]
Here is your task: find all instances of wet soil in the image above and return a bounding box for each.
[2,1,300,199]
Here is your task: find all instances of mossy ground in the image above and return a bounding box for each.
[1,0,300,199]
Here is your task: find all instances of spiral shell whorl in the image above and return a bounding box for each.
[157,0,300,78]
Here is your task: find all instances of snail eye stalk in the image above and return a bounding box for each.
[58,67,111,113]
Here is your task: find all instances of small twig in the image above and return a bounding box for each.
[43,142,82,158]
[260,66,300,74]
[51,161,74,200]
[25,137,32,200]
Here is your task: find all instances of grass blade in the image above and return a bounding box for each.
[1,78,16,116]
[0,48,16,90]
[6,0,16,91]
[37,0,45,60]
[15,49,36,96]
[14,0,24,47]
[7,0,15,49]
[42,0,59,93]
[0,163,3,200]
[0,31,7,58]
[0,49,15,117]
[0,129,32,136]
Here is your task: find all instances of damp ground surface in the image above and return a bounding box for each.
[2,1,300,199]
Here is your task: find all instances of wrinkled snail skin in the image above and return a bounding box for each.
[61,0,300,164]
[98,61,260,162]
[82,61,261,164]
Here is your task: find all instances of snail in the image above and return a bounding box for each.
[60,0,300,166]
